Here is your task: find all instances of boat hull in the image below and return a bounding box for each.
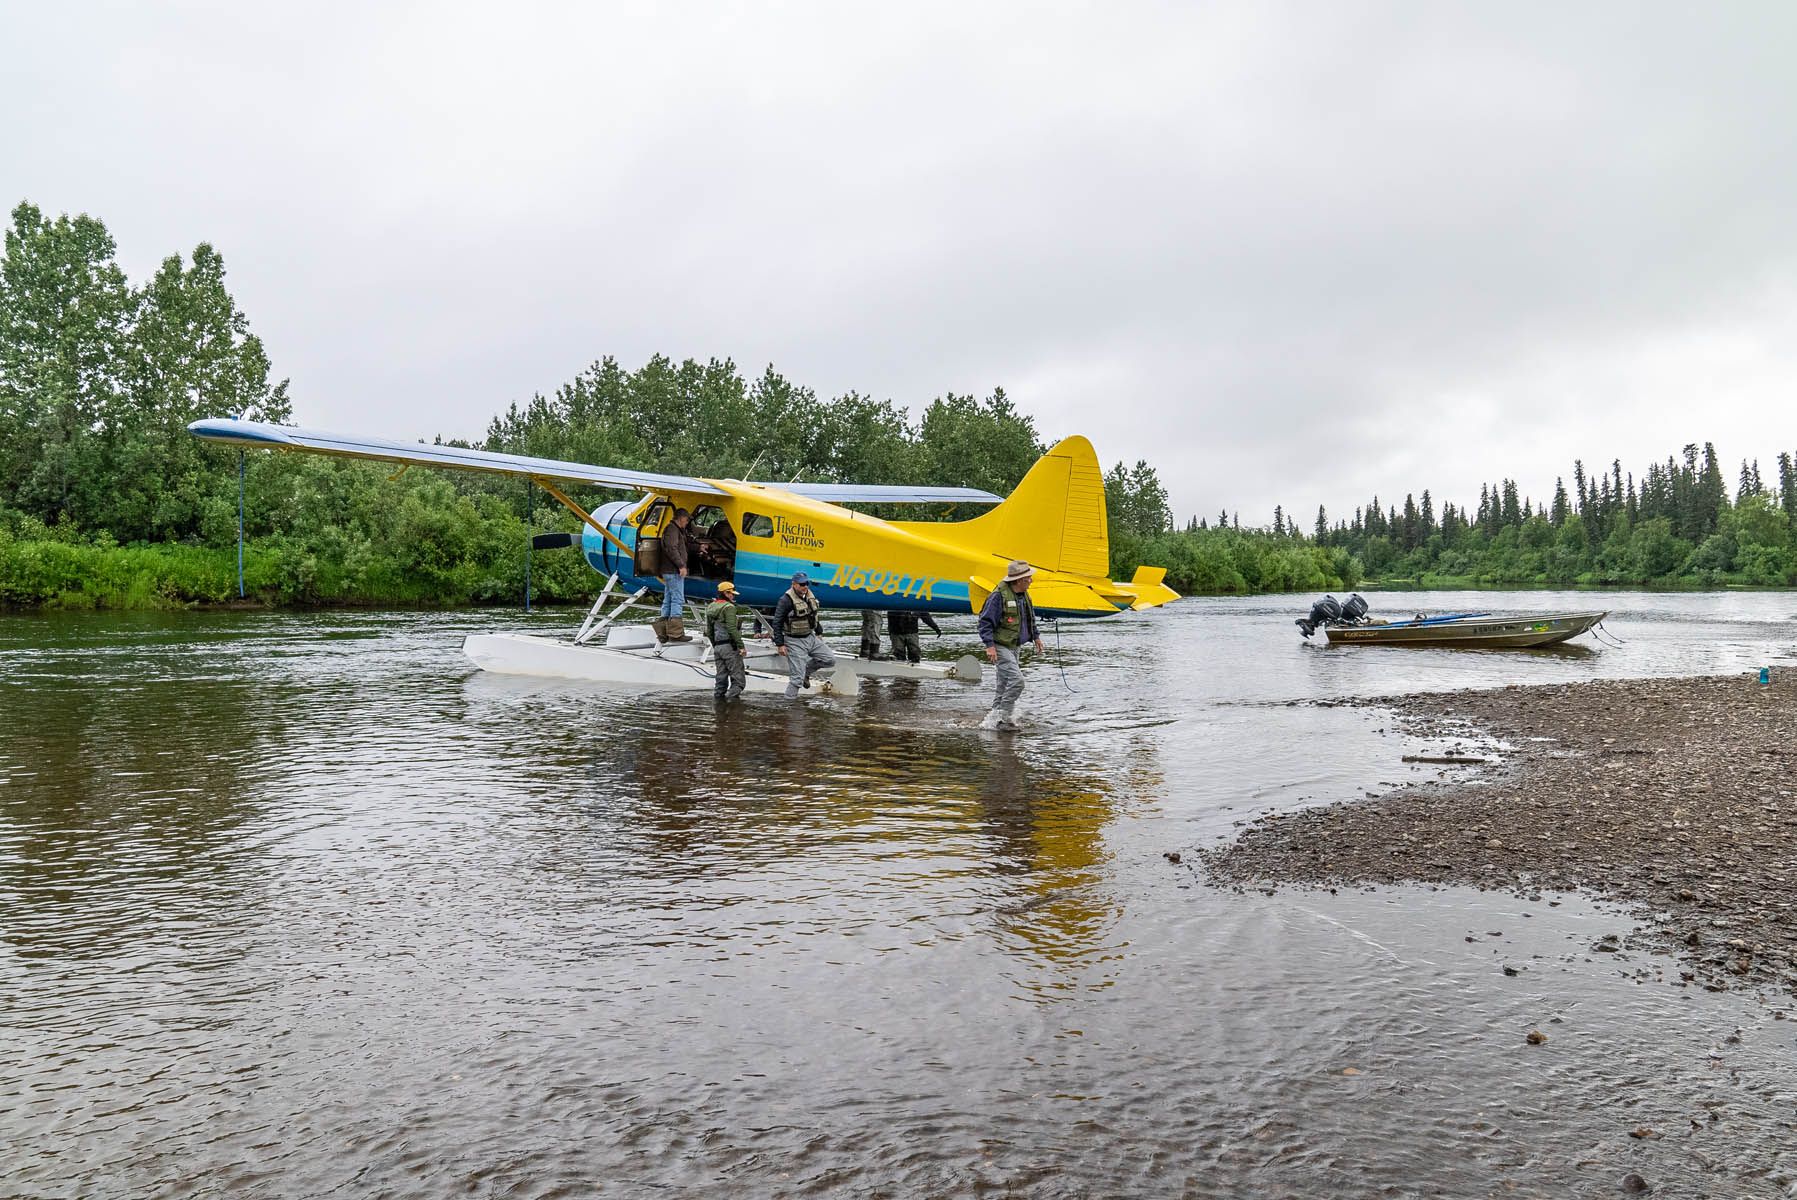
[1323,611,1607,648]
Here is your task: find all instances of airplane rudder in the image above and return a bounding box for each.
[938,435,1109,578]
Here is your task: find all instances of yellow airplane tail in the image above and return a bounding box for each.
[921,435,1111,579]
[897,434,1180,615]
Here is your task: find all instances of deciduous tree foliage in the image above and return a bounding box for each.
[0,203,291,542]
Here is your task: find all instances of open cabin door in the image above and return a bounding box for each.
[632,497,673,577]
[628,497,738,582]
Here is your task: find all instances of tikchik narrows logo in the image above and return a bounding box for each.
[775,516,824,550]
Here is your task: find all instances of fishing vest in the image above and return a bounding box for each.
[993,585,1033,649]
[783,587,821,638]
[705,600,741,647]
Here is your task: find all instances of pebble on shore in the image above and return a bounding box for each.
[1203,672,1797,996]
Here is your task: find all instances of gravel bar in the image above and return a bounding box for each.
[1204,672,1797,996]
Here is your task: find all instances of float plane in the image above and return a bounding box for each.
[189,418,1179,695]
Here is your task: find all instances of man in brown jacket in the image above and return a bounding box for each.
[655,508,693,643]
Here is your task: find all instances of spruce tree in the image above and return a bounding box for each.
[1698,443,1727,537]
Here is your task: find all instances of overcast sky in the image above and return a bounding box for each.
[5,2,1794,526]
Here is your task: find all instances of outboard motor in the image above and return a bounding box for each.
[1338,593,1368,623]
[1295,594,1341,639]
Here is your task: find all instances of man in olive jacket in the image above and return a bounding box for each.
[703,580,747,702]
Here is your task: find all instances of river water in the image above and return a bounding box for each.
[3,591,1795,1198]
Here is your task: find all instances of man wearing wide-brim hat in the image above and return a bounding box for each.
[976,559,1045,731]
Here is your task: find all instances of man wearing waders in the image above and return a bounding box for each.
[977,559,1044,731]
[704,580,747,702]
[887,609,941,664]
[859,610,886,660]
[772,572,836,699]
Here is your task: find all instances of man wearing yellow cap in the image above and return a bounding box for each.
[703,580,748,702]
[977,559,1045,731]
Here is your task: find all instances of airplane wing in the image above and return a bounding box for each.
[187,418,728,496]
[765,482,1002,505]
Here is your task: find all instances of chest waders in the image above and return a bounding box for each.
[781,589,836,698]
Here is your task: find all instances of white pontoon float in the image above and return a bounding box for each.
[463,574,984,697]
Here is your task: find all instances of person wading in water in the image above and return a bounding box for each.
[771,572,836,699]
[703,580,747,702]
[977,559,1044,731]
[887,609,941,663]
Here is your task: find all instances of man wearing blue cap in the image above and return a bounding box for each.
[771,571,835,699]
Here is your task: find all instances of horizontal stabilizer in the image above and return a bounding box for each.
[531,532,579,550]
[188,418,727,496]
[1115,565,1180,610]
[969,574,1125,620]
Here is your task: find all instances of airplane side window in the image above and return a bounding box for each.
[741,512,774,538]
[637,499,671,531]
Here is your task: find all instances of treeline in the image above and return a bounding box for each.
[1106,442,1797,593]
[1103,460,1362,594]
[1291,444,1797,586]
[484,360,1043,503]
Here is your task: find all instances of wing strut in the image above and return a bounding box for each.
[531,475,632,555]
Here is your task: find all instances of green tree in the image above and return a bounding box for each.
[0,202,135,528]
[914,388,1043,496]
[114,244,292,541]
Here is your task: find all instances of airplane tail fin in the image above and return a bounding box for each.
[922,435,1111,579]
[895,434,1180,614]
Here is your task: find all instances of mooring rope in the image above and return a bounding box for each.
[1051,617,1077,693]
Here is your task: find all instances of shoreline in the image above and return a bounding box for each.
[1203,671,1797,997]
